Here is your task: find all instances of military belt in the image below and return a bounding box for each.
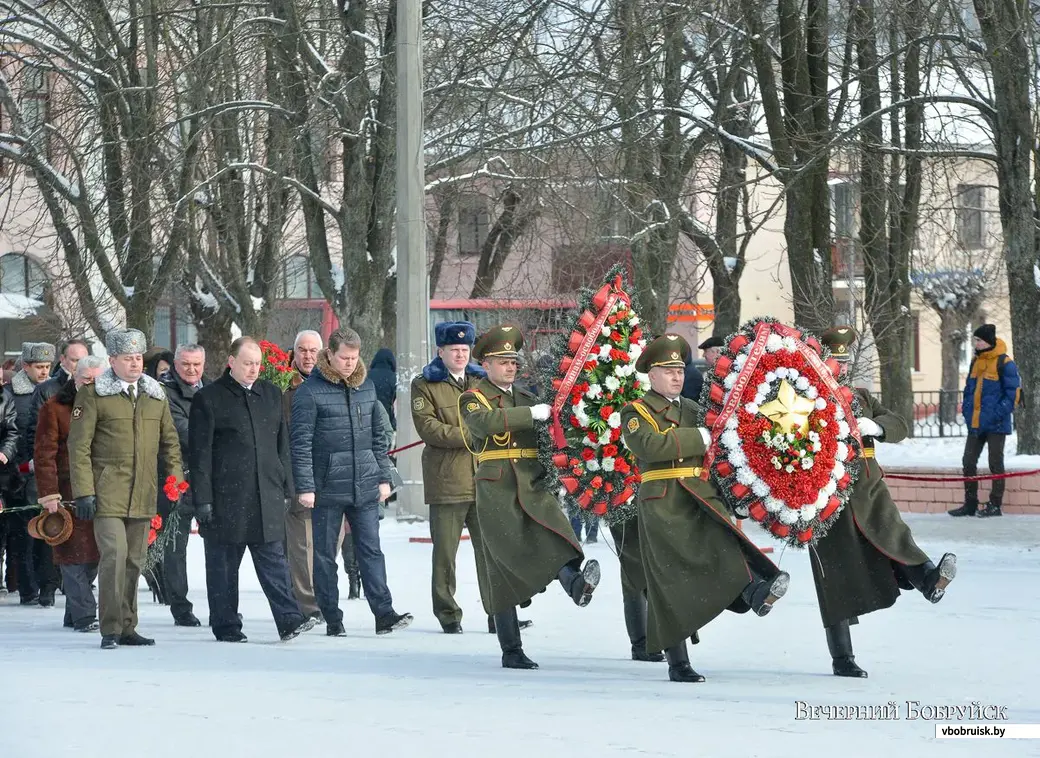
[640,466,705,482]
[476,448,539,463]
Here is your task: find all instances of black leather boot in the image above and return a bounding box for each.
[949,494,977,517]
[664,641,705,682]
[487,614,532,633]
[557,559,601,607]
[825,621,868,678]
[741,571,790,616]
[494,608,538,670]
[623,596,664,662]
[898,553,957,603]
[342,537,361,600]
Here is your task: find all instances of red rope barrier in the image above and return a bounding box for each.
[388,439,424,456]
[885,468,1040,483]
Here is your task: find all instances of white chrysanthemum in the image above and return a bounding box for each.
[806,385,819,399]
[736,468,756,485]
[832,461,846,480]
[815,490,830,509]
[720,429,741,449]
[601,457,616,472]
[781,336,798,353]
[835,407,845,420]
[729,449,748,468]
[629,344,643,360]
[815,397,827,411]
[779,507,799,525]
[724,373,738,390]
[601,325,611,338]
[586,384,603,400]
[734,353,748,369]
[607,412,622,429]
[757,382,771,396]
[765,497,784,513]
[785,464,796,473]
[575,412,590,427]
[838,420,850,438]
[725,416,739,431]
[630,316,640,326]
[586,459,601,472]
[800,504,818,522]
[795,376,810,391]
[599,430,612,446]
[754,394,766,406]
[766,334,783,352]
[598,343,613,361]
[836,442,848,461]
[774,367,788,379]
[751,480,770,497]
[745,402,760,416]
[800,456,814,470]
[765,372,777,383]
[824,479,837,496]
[604,375,621,391]
[636,372,650,385]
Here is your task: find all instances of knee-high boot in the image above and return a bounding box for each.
[341,535,361,600]
[664,641,705,682]
[895,553,957,603]
[825,620,868,678]
[556,559,601,606]
[623,595,663,662]
[493,607,538,670]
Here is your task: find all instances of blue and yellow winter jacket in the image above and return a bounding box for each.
[961,338,1020,435]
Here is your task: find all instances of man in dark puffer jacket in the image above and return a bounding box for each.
[291,327,412,637]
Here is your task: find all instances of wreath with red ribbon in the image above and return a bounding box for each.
[701,318,863,548]
[537,267,648,526]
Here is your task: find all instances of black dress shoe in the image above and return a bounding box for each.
[326,621,347,637]
[375,611,413,635]
[19,593,39,606]
[442,622,463,634]
[216,630,248,643]
[174,612,201,627]
[118,631,155,646]
[280,617,317,642]
[100,635,119,650]
[75,620,100,633]
[38,591,55,608]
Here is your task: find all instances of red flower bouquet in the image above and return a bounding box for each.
[701,318,864,548]
[259,340,294,390]
[538,267,648,526]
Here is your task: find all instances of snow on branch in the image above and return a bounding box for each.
[912,269,986,313]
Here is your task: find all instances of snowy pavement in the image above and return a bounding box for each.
[1,514,1038,757]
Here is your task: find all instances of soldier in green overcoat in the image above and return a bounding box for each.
[621,334,789,683]
[459,325,601,670]
[813,326,957,678]
[411,320,532,635]
[68,328,183,649]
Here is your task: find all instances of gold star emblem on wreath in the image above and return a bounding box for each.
[758,380,816,435]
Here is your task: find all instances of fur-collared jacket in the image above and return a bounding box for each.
[67,369,183,518]
[410,358,486,505]
[290,352,395,508]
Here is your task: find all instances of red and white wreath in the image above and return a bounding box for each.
[702,318,863,548]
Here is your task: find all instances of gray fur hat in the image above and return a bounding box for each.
[21,342,56,365]
[105,328,148,357]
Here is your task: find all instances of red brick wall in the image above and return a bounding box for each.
[884,467,1040,515]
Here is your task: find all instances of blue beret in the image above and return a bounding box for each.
[435,321,476,347]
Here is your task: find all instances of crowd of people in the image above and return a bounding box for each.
[0,317,973,681]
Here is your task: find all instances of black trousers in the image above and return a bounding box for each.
[204,539,305,638]
[962,432,1007,503]
[158,498,194,617]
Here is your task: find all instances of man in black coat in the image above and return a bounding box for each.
[368,348,397,430]
[292,327,412,637]
[189,337,316,643]
[156,344,206,627]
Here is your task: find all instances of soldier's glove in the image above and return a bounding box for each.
[173,497,194,518]
[855,417,882,438]
[195,503,214,525]
[530,403,551,422]
[74,495,96,521]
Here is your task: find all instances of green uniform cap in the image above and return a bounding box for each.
[635,333,691,373]
[819,325,858,362]
[474,325,524,361]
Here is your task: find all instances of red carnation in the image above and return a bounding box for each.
[610,330,623,342]
[590,476,604,489]
[165,476,176,486]
[581,448,596,462]
[570,415,580,427]
[605,483,614,493]
[178,481,189,493]
[602,444,618,458]
[599,406,614,421]
[586,430,599,443]
[584,361,598,372]
[610,427,621,442]
[615,458,631,474]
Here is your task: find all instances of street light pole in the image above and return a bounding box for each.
[394,0,429,521]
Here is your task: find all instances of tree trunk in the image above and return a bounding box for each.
[938,311,965,425]
[973,0,1040,452]
[192,306,234,378]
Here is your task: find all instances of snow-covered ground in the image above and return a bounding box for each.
[877,432,1040,471]
[1,514,1038,757]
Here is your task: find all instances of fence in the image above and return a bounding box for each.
[912,390,967,438]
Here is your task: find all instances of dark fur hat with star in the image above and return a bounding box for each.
[434,321,476,348]
[820,325,858,362]
[474,325,524,361]
[636,333,691,373]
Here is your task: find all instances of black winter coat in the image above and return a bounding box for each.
[189,373,292,545]
[0,389,19,492]
[369,348,397,430]
[158,372,204,516]
[26,367,71,461]
[291,353,394,508]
